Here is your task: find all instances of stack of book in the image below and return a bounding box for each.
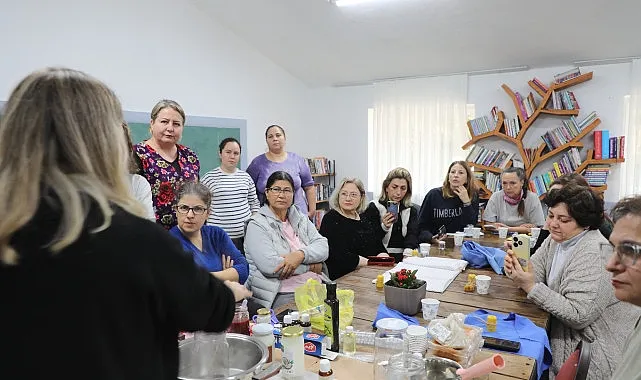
[554,68,581,84]
[550,90,580,110]
[485,172,501,193]
[541,112,598,151]
[529,148,582,195]
[503,116,521,138]
[531,77,549,93]
[314,183,332,202]
[465,146,514,170]
[306,157,334,175]
[594,131,625,160]
[582,164,610,186]
[468,115,495,136]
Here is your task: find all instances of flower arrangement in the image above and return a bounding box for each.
[386,269,424,289]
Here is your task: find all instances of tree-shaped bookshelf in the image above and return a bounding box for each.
[464,71,625,200]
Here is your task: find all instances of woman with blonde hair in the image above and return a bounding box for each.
[362,167,418,262]
[0,68,250,379]
[134,99,200,229]
[418,161,479,243]
[320,177,389,280]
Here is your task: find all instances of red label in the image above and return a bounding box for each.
[306,334,320,339]
[304,342,317,352]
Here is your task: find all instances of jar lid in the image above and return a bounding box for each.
[375,318,409,331]
[319,358,331,373]
[257,308,271,315]
[301,313,310,323]
[282,325,304,337]
[290,311,300,320]
[283,315,293,324]
[252,323,274,336]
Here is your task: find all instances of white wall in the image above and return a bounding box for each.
[0,0,307,159]
[305,63,632,203]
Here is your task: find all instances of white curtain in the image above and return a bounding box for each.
[619,59,641,197]
[368,75,469,204]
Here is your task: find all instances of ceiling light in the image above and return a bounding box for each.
[330,0,389,7]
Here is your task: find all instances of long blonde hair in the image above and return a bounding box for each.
[0,67,144,264]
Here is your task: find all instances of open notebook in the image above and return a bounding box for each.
[372,257,468,293]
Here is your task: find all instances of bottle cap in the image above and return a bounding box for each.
[346,326,354,333]
[319,358,331,373]
[257,308,271,316]
[301,313,310,323]
[274,323,282,329]
[282,325,304,337]
[283,315,292,325]
[290,311,300,321]
[487,315,497,324]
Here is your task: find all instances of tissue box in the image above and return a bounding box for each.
[303,332,325,357]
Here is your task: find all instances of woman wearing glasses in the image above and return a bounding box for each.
[244,171,328,308]
[320,178,389,280]
[169,181,249,284]
[504,185,640,379]
[607,196,641,380]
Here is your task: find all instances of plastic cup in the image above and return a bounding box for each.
[530,227,541,240]
[476,275,491,295]
[438,240,446,250]
[421,298,440,320]
[454,232,465,246]
[419,243,431,257]
[464,226,474,236]
[498,227,508,239]
[471,227,481,239]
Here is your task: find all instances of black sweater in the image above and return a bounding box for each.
[418,187,479,242]
[361,201,419,261]
[319,209,387,280]
[0,198,235,380]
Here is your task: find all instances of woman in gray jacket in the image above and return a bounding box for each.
[505,185,641,379]
[244,171,329,308]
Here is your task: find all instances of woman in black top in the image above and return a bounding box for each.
[320,177,389,280]
[361,167,419,262]
[0,67,251,380]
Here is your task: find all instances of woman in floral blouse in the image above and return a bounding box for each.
[134,99,200,229]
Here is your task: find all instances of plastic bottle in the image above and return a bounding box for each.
[300,313,312,333]
[324,282,340,352]
[290,311,300,326]
[273,323,283,349]
[342,326,356,356]
[318,358,334,379]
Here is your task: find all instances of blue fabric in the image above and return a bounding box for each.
[170,225,249,284]
[461,241,506,274]
[464,309,552,380]
[372,302,419,327]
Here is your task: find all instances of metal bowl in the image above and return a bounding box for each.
[424,356,463,380]
[178,333,268,380]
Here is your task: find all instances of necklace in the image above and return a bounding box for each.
[339,209,359,220]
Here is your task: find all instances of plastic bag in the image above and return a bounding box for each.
[294,278,354,331]
[426,313,483,367]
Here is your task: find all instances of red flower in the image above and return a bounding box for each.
[157,182,174,206]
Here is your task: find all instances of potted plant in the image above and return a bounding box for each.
[384,269,427,315]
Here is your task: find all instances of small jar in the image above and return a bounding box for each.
[228,303,250,335]
[252,323,275,363]
[283,314,293,328]
[281,326,305,379]
[254,308,272,325]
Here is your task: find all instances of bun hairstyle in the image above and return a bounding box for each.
[502,167,528,217]
[265,125,286,138]
[544,184,604,229]
[264,171,295,206]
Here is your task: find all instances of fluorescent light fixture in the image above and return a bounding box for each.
[330,0,389,7]
[573,56,640,66]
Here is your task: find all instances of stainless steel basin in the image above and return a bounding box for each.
[178,333,268,380]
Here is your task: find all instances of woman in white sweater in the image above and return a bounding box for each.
[505,185,641,379]
[123,123,155,220]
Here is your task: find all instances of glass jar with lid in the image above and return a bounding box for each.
[281,326,305,378]
[374,318,409,380]
[254,308,272,325]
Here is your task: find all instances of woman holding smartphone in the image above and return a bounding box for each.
[361,168,418,262]
[418,161,479,243]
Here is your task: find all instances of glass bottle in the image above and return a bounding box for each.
[251,323,275,363]
[254,307,272,325]
[281,326,305,379]
[191,332,229,378]
[342,326,356,356]
[386,352,427,380]
[290,311,300,326]
[228,302,250,335]
[374,318,408,380]
[318,358,334,379]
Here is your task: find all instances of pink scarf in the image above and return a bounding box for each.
[504,190,523,206]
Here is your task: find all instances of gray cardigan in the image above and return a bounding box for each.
[528,230,641,379]
[244,205,329,308]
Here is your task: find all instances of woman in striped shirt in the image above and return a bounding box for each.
[201,137,260,253]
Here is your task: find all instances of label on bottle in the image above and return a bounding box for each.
[281,347,295,375]
[324,306,333,339]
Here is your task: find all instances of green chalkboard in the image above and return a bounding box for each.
[128,123,241,177]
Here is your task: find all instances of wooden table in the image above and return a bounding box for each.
[277,235,549,380]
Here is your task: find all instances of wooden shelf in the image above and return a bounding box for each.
[462,112,506,149]
[467,162,511,174]
[528,80,547,97]
[550,72,594,91]
[474,179,492,200]
[312,173,335,178]
[539,109,580,116]
[575,149,626,174]
[538,184,608,200]
[317,199,329,203]
[525,118,601,177]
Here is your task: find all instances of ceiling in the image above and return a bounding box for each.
[194,0,641,87]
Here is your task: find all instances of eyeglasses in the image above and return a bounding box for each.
[175,204,207,215]
[339,192,362,199]
[267,187,293,195]
[602,242,641,267]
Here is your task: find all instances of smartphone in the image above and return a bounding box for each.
[483,336,521,352]
[387,201,399,217]
[438,225,447,236]
[511,234,531,272]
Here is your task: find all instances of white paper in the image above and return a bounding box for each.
[447,231,484,237]
[373,259,466,293]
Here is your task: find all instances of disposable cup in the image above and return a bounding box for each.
[454,232,465,246]
[476,275,491,295]
[530,227,541,240]
[421,298,440,320]
[498,227,509,239]
[471,227,481,239]
[419,243,431,257]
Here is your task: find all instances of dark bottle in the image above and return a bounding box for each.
[324,282,340,352]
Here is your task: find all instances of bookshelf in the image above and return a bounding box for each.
[306,157,336,228]
[464,70,624,200]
